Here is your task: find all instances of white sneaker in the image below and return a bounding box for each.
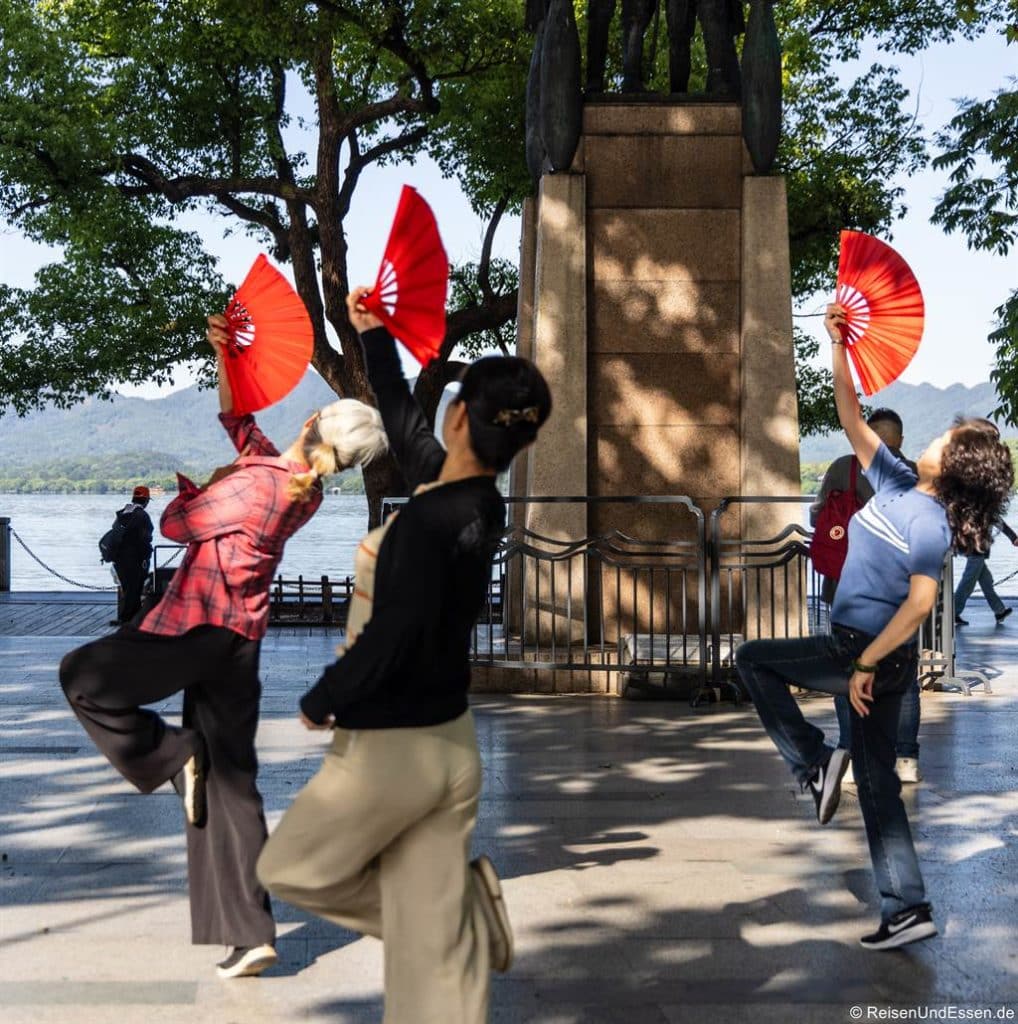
[216,944,278,979]
[896,757,922,784]
[842,758,855,786]
[471,855,514,972]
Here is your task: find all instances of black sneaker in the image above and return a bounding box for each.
[955,615,968,626]
[859,903,937,950]
[806,748,849,825]
[996,607,1012,623]
[216,944,278,978]
[171,741,207,827]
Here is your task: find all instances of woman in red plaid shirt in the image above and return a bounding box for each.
[59,314,388,979]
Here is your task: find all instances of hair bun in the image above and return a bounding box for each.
[492,406,541,427]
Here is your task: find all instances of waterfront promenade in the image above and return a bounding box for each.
[1,609,1017,1022]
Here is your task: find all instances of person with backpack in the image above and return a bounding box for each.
[100,485,154,624]
[810,411,926,784]
[736,303,1013,950]
[809,409,914,605]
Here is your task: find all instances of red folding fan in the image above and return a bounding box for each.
[835,230,925,395]
[222,255,314,415]
[361,186,449,366]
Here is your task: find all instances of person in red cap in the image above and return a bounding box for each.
[106,484,153,623]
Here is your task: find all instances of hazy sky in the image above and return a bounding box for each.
[1,28,1014,400]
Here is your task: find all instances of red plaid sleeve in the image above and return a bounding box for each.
[219,412,279,457]
[160,470,257,544]
[175,472,200,497]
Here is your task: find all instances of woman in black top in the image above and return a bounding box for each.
[258,289,551,1024]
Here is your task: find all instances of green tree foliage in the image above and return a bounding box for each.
[0,0,527,516]
[932,8,1017,421]
[1,0,1013,454]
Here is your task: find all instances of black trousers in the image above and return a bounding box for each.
[59,625,275,947]
[114,560,147,622]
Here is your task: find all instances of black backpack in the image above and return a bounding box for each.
[98,514,129,563]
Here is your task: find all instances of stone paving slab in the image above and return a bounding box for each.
[2,614,1018,1023]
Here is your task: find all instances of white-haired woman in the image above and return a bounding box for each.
[60,314,388,979]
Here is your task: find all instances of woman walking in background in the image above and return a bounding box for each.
[735,303,1013,950]
[257,289,552,1023]
[953,518,1018,625]
[59,314,387,978]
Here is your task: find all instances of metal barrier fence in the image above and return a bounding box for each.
[709,496,820,698]
[148,495,963,698]
[384,495,710,698]
[151,545,355,626]
[708,497,973,695]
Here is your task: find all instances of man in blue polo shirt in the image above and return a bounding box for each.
[735,302,1013,951]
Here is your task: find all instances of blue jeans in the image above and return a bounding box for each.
[954,555,1005,616]
[835,674,920,759]
[735,628,926,921]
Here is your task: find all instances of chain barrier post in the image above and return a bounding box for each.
[0,517,10,592]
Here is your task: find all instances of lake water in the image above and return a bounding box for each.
[4,492,1018,601]
[2,492,370,591]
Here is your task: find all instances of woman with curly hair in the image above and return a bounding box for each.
[735,302,1014,951]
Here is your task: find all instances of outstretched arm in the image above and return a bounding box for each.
[206,314,234,415]
[347,288,445,490]
[826,304,881,472]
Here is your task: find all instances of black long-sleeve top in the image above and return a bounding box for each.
[299,328,506,729]
[113,504,154,568]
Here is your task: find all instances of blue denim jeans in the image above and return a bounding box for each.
[835,673,920,759]
[735,628,926,921]
[954,554,1005,616]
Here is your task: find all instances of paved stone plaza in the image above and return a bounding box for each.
[2,618,1017,1023]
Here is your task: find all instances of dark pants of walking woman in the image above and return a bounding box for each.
[59,624,275,947]
[735,627,926,922]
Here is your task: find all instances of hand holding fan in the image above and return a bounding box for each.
[834,230,925,395]
[221,255,314,415]
[360,186,449,367]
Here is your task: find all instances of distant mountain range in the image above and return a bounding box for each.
[0,374,1011,473]
[800,380,1014,463]
[0,372,340,472]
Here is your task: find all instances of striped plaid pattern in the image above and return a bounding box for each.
[140,413,322,640]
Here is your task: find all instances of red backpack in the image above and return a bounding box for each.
[810,457,863,580]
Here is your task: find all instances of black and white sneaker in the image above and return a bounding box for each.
[859,903,937,950]
[806,748,850,825]
[471,855,514,972]
[171,741,207,827]
[216,944,278,979]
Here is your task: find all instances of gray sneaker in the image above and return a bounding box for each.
[471,855,513,972]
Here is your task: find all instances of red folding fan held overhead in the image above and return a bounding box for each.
[361,186,449,367]
[222,255,314,415]
[834,230,925,396]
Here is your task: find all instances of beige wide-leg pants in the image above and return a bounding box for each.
[257,710,492,1024]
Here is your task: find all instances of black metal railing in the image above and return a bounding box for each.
[147,496,959,696]
[151,545,355,626]
[386,495,710,698]
[708,496,821,697]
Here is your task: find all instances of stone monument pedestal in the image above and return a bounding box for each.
[501,100,802,694]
